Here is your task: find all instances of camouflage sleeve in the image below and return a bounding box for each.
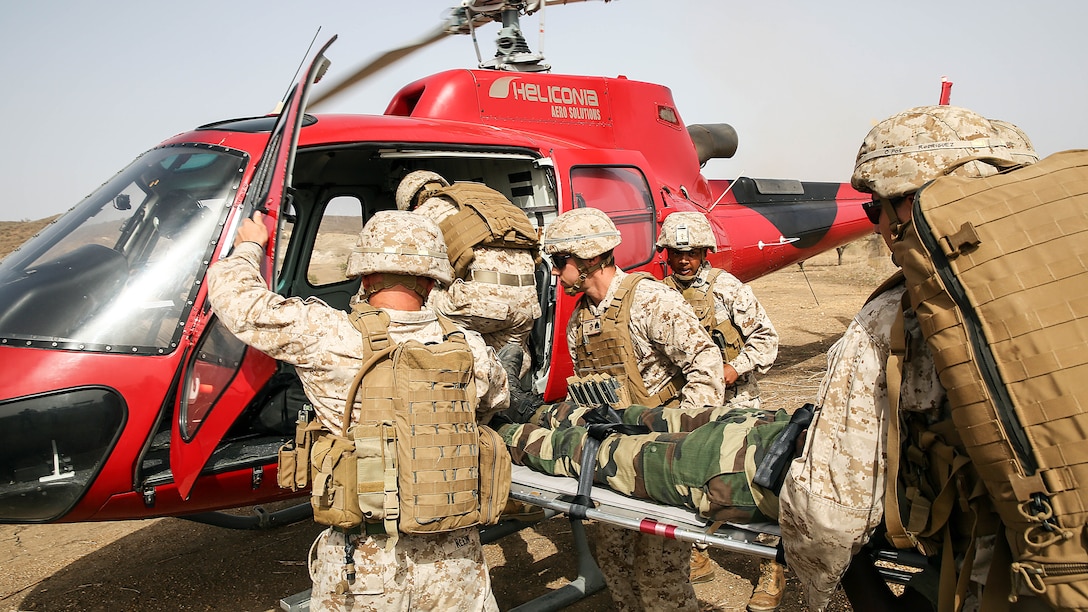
[778,286,903,611]
[712,273,779,377]
[206,242,338,369]
[635,283,725,410]
[463,330,510,421]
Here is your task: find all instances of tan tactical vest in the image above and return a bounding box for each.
[572,272,684,408]
[424,182,540,280]
[663,268,744,364]
[344,304,483,536]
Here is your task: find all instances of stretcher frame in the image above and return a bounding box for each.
[477,465,932,612]
[281,464,932,611]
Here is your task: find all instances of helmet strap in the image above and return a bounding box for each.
[564,252,614,296]
[361,273,433,301]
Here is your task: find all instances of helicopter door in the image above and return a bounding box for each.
[548,149,660,270]
[169,37,337,500]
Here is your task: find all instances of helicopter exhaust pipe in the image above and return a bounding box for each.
[688,123,739,165]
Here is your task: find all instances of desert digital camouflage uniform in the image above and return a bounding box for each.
[500,403,786,522]
[413,184,541,372]
[566,268,724,412]
[685,260,778,407]
[777,105,1020,611]
[207,232,507,611]
[778,279,942,611]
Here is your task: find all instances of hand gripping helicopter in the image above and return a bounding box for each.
[0,0,871,527]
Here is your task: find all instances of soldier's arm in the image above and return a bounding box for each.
[778,289,902,611]
[714,274,779,377]
[463,331,511,422]
[206,241,330,369]
[644,287,725,409]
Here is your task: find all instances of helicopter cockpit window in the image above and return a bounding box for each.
[569,166,655,269]
[0,145,245,354]
[307,196,363,286]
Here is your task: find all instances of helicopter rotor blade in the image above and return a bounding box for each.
[309,24,451,109]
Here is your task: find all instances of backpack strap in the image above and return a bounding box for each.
[884,298,915,550]
[344,303,396,437]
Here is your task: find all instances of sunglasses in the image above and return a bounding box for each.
[863,199,883,225]
[548,253,572,270]
[864,195,913,225]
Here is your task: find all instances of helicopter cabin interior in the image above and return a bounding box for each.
[139,139,663,490]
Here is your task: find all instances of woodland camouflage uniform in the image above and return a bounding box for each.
[207,211,508,611]
[498,401,786,523]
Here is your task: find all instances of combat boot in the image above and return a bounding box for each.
[496,344,543,423]
[747,559,786,611]
[689,546,715,584]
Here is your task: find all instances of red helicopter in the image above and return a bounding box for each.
[0,0,871,527]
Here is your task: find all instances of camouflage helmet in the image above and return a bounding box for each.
[345,210,453,285]
[990,119,1039,166]
[655,211,716,252]
[395,170,449,211]
[541,208,622,259]
[852,105,1016,199]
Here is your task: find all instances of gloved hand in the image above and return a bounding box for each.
[496,344,544,424]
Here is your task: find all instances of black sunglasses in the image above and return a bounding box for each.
[865,195,912,225]
[863,199,883,225]
[549,253,572,270]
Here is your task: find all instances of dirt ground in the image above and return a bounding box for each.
[0,232,897,612]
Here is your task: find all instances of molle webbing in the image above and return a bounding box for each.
[893,150,1088,609]
[574,272,683,408]
[429,182,540,280]
[664,268,744,363]
[346,304,481,535]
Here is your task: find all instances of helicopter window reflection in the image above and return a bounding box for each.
[570,166,656,269]
[0,145,245,353]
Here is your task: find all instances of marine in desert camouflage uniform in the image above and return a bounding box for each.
[655,211,779,409]
[207,210,508,612]
[397,170,540,375]
[778,106,1026,612]
[654,210,785,608]
[541,207,724,612]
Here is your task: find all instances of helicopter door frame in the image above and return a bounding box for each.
[168,37,337,500]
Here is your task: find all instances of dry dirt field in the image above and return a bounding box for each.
[0,220,895,612]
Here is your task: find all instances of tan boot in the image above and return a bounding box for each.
[500,499,545,522]
[689,546,715,584]
[747,560,786,611]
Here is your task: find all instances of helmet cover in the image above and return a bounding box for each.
[345,210,453,285]
[852,105,1016,199]
[655,211,716,252]
[541,208,622,259]
[395,170,449,211]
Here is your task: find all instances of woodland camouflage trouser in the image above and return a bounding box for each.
[498,403,788,523]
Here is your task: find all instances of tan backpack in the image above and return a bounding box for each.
[308,305,510,537]
[891,150,1088,610]
[426,182,540,279]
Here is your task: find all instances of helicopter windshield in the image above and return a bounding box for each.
[0,144,245,354]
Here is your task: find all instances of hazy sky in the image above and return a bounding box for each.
[1,0,1085,221]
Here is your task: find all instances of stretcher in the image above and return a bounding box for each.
[477,465,933,612]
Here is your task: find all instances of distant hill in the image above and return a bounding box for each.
[0,217,59,260]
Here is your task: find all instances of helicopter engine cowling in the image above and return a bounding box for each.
[688,123,739,165]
